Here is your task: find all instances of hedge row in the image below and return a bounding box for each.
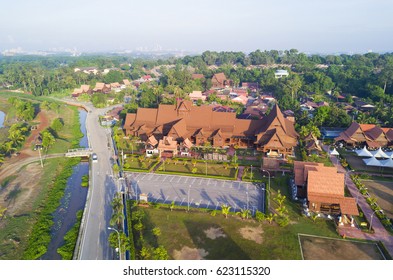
[126,200,136,260]
[57,210,83,260]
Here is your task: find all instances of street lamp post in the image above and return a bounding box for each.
[246,190,249,219]
[369,209,383,232]
[135,180,139,203]
[187,185,191,212]
[107,227,121,260]
[262,169,271,213]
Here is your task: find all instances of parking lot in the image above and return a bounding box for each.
[125,172,265,215]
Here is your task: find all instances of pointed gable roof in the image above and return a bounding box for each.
[212,72,227,84]
[147,135,158,146]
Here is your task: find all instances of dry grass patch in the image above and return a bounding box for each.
[239,226,263,244]
[204,227,226,240]
[172,246,208,260]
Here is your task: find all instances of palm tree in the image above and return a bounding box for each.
[273,190,286,207]
[221,204,231,219]
[110,210,125,229]
[2,141,16,156]
[236,208,251,220]
[111,194,123,214]
[265,213,276,224]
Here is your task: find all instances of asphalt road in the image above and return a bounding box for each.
[126,173,264,215]
[78,104,118,260]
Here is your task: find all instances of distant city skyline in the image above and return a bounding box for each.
[1,0,393,55]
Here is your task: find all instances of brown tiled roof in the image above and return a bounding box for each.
[307,167,344,197]
[124,113,136,129]
[158,136,177,150]
[94,82,105,91]
[339,197,359,216]
[305,140,322,151]
[294,161,321,186]
[81,85,90,92]
[183,138,193,149]
[212,73,227,84]
[192,74,204,79]
[123,79,131,86]
[147,135,158,146]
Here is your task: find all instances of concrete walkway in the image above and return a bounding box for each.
[323,145,393,258]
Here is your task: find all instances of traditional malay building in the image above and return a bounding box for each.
[294,161,359,226]
[335,122,393,148]
[124,100,298,158]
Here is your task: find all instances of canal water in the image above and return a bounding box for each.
[0,110,5,128]
[42,109,89,260]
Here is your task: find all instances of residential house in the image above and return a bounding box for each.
[124,101,298,158]
[274,69,289,78]
[294,161,359,226]
[231,95,248,106]
[241,82,258,92]
[188,91,207,103]
[71,84,91,97]
[93,82,111,94]
[303,133,322,155]
[211,73,232,89]
[74,67,99,75]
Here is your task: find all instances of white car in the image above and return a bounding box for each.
[92,153,98,162]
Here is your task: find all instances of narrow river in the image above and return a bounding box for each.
[0,110,5,128]
[41,109,89,260]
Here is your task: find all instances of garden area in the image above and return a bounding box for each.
[123,154,159,172]
[156,158,237,180]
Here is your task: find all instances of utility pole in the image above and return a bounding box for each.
[38,147,43,168]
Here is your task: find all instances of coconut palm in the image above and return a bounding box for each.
[110,210,125,229]
[221,204,231,219]
[236,208,251,220]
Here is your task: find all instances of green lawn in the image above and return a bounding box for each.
[133,205,338,260]
[123,156,158,171]
[157,160,236,179]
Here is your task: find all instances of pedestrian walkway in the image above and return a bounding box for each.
[323,145,393,258]
[237,166,244,181]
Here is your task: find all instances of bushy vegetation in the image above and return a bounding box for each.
[22,158,80,259]
[57,210,83,260]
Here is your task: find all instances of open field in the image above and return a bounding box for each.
[0,158,68,259]
[299,234,386,260]
[362,179,393,220]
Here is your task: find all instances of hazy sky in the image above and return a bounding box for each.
[1,0,392,54]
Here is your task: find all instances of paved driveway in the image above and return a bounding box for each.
[125,173,265,215]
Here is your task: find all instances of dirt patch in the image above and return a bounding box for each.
[204,227,226,240]
[239,226,263,244]
[0,162,44,216]
[172,246,208,260]
[300,235,385,260]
